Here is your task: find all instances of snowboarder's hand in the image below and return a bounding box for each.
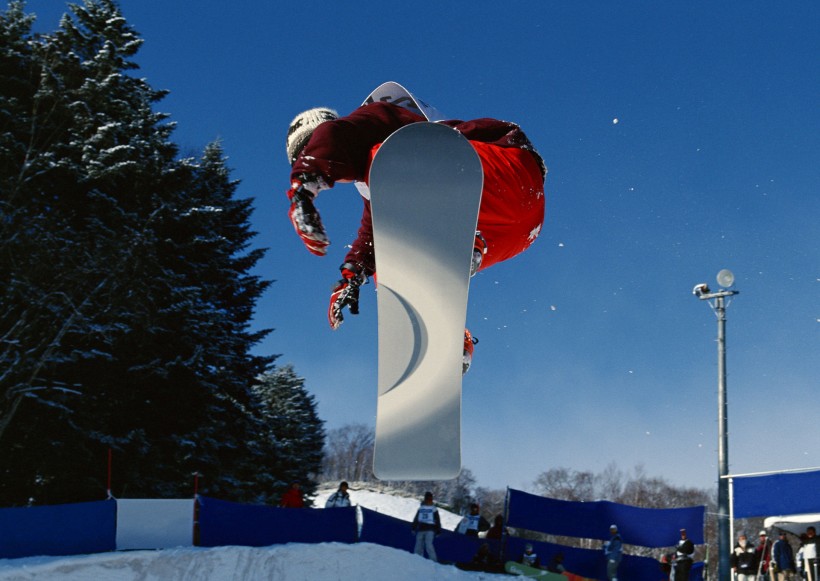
[287,183,329,256]
[328,264,367,330]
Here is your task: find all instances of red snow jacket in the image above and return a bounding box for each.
[290,101,546,276]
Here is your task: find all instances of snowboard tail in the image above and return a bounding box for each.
[369,122,482,480]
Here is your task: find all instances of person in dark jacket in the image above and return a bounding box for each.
[485,514,507,540]
[673,528,695,581]
[457,542,504,574]
[731,533,758,581]
[284,99,547,335]
[411,491,441,561]
[455,502,491,537]
[771,530,796,581]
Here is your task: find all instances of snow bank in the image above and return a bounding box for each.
[0,543,497,581]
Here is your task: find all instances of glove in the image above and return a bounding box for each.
[328,263,367,330]
[287,177,329,256]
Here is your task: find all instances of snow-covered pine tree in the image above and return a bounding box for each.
[0,1,279,505]
[251,366,325,505]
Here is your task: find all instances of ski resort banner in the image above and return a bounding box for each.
[197,497,358,547]
[506,489,705,547]
[731,468,820,518]
[0,500,116,559]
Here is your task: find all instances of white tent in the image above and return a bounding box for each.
[763,514,820,537]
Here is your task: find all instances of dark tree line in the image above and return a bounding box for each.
[0,0,323,506]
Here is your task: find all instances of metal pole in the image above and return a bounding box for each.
[716,295,731,581]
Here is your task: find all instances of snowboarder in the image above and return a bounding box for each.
[411,491,441,561]
[519,543,542,568]
[324,481,351,508]
[455,502,490,537]
[284,99,546,367]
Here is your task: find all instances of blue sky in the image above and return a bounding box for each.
[26,1,819,493]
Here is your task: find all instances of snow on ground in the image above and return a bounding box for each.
[0,543,500,581]
[0,486,482,580]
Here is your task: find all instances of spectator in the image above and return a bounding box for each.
[520,543,542,569]
[802,527,820,581]
[673,528,695,581]
[756,530,771,579]
[660,553,674,580]
[455,502,490,537]
[603,524,623,581]
[732,533,758,581]
[485,514,507,540]
[546,552,566,573]
[771,530,796,581]
[279,480,305,508]
[411,491,441,562]
[324,481,351,508]
[457,542,504,574]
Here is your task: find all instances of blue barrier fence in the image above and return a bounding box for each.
[0,495,698,580]
[198,497,358,547]
[0,500,116,559]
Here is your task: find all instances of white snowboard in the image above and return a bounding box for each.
[361,81,447,121]
[368,122,483,481]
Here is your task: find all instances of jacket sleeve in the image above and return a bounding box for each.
[343,198,375,276]
[290,102,425,186]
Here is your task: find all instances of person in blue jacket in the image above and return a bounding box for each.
[603,524,623,581]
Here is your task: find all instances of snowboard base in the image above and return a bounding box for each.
[369,122,482,481]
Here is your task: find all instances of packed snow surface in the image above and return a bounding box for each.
[0,543,499,581]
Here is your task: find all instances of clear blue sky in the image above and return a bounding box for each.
[26,0,819,493]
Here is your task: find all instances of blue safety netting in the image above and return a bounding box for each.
[507,488,705,547]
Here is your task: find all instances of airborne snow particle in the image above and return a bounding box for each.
[612,118,619,124]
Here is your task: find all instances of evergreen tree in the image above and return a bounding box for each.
[251,366,325,505]
[0,0,282,505]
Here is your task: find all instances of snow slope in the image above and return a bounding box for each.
[0,486,482,580]
[0,543,500,581]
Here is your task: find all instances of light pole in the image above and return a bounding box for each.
[693,269,738,581]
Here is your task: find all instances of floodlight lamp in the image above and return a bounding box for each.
[716,269,735,288]
[693,283,710,297]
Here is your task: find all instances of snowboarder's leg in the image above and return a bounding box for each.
[424,531,438,562]
[414,532,425,556]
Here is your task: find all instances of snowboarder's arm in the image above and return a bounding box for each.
[290,102,425,186]
[344,199,375,276]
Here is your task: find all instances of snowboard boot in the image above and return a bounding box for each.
[463,329,478,375]
[470,232,487,277]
